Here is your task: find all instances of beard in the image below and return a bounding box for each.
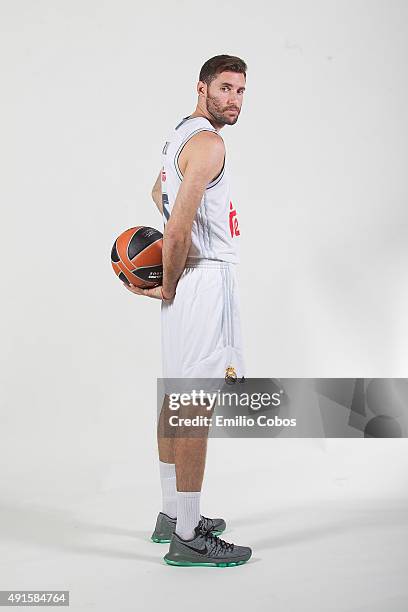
[205,94,240,126]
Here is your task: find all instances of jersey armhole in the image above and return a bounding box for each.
[174,128,226,189]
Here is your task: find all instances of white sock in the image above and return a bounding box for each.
[175,491,201,540]
[159,461,177,518]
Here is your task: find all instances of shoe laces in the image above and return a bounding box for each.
[197,519,234,553]
[200,515,215,531]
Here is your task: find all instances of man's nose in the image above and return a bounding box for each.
[227,92,239,107]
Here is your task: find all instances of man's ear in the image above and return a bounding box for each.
[197,80,207,97]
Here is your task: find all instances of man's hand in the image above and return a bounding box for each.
[122,283,175,301]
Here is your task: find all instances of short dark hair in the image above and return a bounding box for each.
[199,54,247,85]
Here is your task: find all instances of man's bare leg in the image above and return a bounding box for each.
[157,394,212,538]
[157,395,211,489]
[157,395,175,464]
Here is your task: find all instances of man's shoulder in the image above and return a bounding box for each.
[183,130,225,159]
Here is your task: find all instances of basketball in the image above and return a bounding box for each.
[111,226,163,288]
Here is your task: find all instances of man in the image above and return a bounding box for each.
[124,54,252,567]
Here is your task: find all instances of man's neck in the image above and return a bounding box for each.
[188,109,223,132]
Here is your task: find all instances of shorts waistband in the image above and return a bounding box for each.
[184,257,235,269]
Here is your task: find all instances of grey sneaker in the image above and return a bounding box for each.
[151,512,226,544]
[163,518,252,567]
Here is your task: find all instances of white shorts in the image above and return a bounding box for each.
[161,258,245,383]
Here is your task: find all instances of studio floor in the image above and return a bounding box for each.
[1,439,407,612]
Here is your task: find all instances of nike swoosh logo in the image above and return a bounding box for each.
[183,543,208,555]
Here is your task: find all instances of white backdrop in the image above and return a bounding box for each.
[1,1,408,610]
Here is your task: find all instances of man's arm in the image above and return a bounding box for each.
[124,131,224,300]
[151,171,162,213]
[161,131,225,299]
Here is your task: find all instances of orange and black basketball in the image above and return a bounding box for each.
[111,226,163,288]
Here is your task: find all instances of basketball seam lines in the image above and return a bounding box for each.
[126,227,146,262]
[129,236,163,264]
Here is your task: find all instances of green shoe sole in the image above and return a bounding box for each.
[164,558,248,567]
[151,537,171,543]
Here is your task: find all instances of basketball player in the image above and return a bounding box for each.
[124,55,252,566]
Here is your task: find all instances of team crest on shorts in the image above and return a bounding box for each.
[224,365,246,385]
[225,365,237,384]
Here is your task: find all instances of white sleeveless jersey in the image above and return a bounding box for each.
[160,115,241,263]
